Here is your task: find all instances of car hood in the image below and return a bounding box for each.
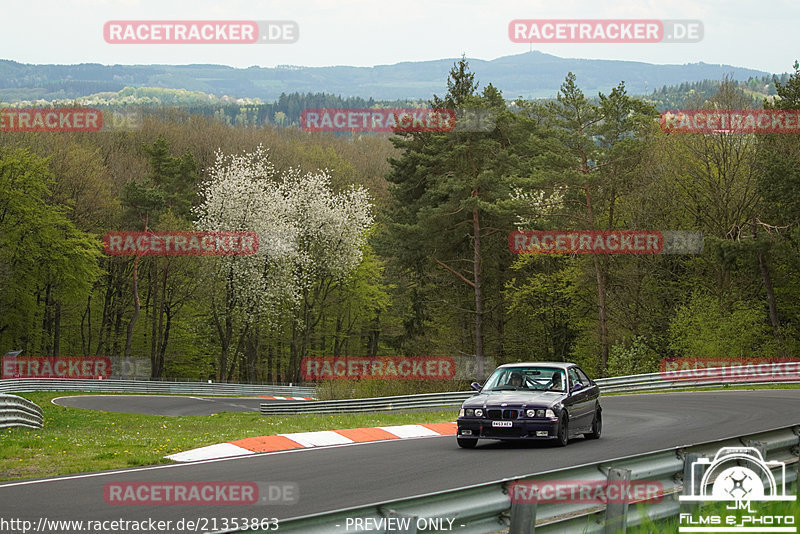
[462,390,565,408]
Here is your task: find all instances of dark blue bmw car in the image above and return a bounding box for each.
[456,362,601,448]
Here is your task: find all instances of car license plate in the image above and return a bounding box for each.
[491,420,513,427]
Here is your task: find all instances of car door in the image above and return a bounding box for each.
[567,367,593,430]
[575,366,600,406]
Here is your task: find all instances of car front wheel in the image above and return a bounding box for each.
[585,409,602,440]
[556,414,569,447]
[457,437,477,449]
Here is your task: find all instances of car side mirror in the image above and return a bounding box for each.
[571,383,584,393]
[470,381,482,392]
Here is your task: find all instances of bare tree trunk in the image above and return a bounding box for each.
[277,337,285,382]
[366,313,380,357]
[593,256,610,374]
[289,302,302,382]
[752,218,782,347]
[212,263,237,381]
[149,257,159,376]
[267,343,274,382]
[300,294,313,382]
[53,300,61,356]
[290,280,333,382]
[212,307,233,381]
[247,324,259,382]
[96,266,114,355]
[154,264,168,378]
[585,188,610,375]
[112,305,123,358]
[228,322,250,381]
[40,283,52,355]
[124,214,147,365]
[81,295,91,355]
[333,314,343,357]
[157,307,171,378]
[472,202,484,379]
[123,254,140,362]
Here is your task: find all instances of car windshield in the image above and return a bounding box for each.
[482,367,566,392]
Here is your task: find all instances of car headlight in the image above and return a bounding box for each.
[545,409,556,418]
[465,408,474,416]
[526,409,536,417]
[474,408,483,417]
[527,409,547,418]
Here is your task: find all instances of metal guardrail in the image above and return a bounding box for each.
[242,425,800,533]
[595,367,800,394]
[3,366,794,414]
[0,379,316,398]
[260,365,800,415]
[260,391,473,415]
[0,394,43,429]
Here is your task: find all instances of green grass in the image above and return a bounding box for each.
[0,392,456,481]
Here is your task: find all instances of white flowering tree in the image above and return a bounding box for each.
[510,186,566,230]
[194,146,373,381]
[281,168,374,380]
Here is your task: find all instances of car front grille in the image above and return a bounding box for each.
[483,427,523,438]
[487,409,519,420]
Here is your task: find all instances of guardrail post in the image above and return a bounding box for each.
[682,452,704,513]
[379,510,418,534]
[682,453,703,497]
[604,468,630,534]
[509,489,537,534]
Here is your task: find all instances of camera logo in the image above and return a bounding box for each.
[680,447,794,502]
[679,447,796,533]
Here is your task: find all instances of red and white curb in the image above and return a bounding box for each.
[166,422,457,462]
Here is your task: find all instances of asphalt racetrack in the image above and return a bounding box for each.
[4,389,799,529]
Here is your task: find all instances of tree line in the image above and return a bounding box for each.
[2,59,800,385]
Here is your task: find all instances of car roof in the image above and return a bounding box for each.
[495,362,575,370]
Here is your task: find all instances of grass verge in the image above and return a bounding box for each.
[0,391,456,482]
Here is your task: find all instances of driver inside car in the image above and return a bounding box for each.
[548,372,564,391]
[508,371,524,388]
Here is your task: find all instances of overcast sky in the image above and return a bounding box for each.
[3,0,798,75]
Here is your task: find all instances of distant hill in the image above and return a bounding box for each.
[0,51,776,103]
